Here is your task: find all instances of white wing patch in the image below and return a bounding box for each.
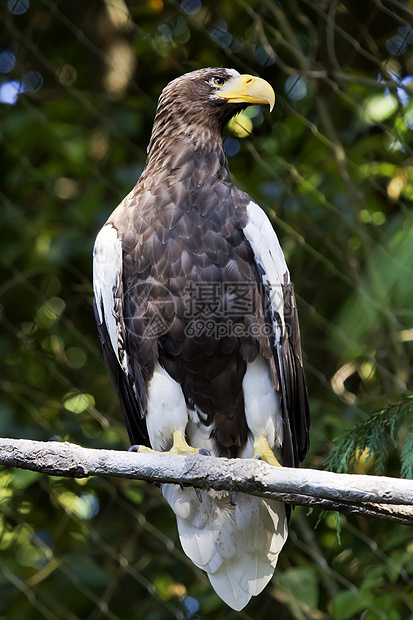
[93,224,125,369]
[243,200,289,342]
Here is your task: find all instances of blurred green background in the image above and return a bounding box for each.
[1,0,412,618]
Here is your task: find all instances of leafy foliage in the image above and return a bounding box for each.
[325,397,413,478]
[0,0,413,619]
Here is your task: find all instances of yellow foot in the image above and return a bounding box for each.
[131,430,204,456]
[253,435,282,467]
[169,429,200,455]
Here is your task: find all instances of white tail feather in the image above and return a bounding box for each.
[162,484,287,611]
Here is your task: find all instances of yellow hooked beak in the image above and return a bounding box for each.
[216,74,275,111]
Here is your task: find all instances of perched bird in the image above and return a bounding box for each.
[93,67,310,610]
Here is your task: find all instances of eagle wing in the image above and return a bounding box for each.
[93,222,149,446]
[243,200,310,468]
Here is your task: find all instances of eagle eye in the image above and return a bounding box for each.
[212,77,225,87]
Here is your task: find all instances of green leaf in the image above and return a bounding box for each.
[333,590,371,620]
[277,567,319,610]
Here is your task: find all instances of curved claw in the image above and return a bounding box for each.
[198,448,211,456]
[253,435,282,466]
[255,454,262,460]
[230,491,237,506]
[128,444,140,452]
[195,489,203,502]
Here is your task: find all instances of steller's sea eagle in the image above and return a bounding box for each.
[93,67,310,611]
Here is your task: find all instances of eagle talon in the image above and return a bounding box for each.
[196,489,203,502]
[168,430,200,455]
[128,432,208,457]
[230,492,237,506]
[253,435,282,467]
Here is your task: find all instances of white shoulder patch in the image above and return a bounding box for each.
[243,201,289,339]
[93,224,124,367]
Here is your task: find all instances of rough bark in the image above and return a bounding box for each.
[1,438,412,525]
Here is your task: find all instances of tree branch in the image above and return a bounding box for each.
[1,438,412,526]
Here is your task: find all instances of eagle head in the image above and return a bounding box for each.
[147,68,275,159]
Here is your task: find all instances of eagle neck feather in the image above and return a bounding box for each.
[143,98,232,184]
